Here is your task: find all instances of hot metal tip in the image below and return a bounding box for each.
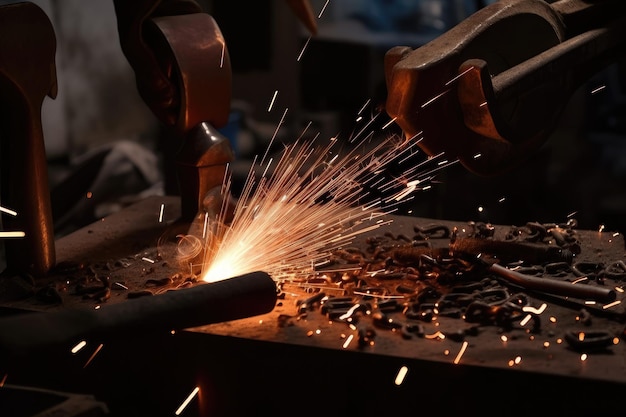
[285,0,318,36]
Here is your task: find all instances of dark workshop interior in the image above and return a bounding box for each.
[1,1,625,416]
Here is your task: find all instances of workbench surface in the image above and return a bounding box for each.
[2,196,625,417]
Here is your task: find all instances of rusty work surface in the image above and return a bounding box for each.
[2,195,625,386]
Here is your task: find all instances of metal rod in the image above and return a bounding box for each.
[489,263,616,303]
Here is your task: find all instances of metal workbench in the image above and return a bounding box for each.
[1,196,624,417]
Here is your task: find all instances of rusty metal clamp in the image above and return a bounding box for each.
[385,0,626,175]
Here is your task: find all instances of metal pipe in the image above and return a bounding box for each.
[0,271,277,359]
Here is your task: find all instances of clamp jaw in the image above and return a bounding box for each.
[117,0,318,222]
[385,0,626,176]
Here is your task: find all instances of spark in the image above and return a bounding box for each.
[196,129,444,283]
[616,287,625,293]
[453,341,469,364]
[175,386,200,416]
[261,108,289,165]
[83,343,103,368]
[71,340,87,354]
[268,90,279,112]
[425,331,445,340]
[571,277,588,284]
[473,153,482,159]
[297,36,311,62]
[0,206,17,216]
[0,231,25,238]
[357,99,371,116]
[158,203,165,223]
[522,303,547,315]
[202,212,209,239]
[318,0,330,18]
[519,314,532,327]
[580,353,588,361]
[339,304,361,320]
[382,117,397,130]
[142,257,155,264]
[591,85,606,95]
[501,335,508,342]
[445,66,473,86]
[394,366,409,385]
[342,334,354,349]
[421,89,451,109]
[115,282,128,290]
[567,211,577,218]
[220,41,226,68]
[602,300,621,310]
[498,197,506,203]
[598,224,605,232]
[0,374,7,387]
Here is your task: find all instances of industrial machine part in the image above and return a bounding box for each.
[120,0,318,222]
[385,0,626,175]
[145,12,235,221]
[0,271,277,363]
[0,2,57,278]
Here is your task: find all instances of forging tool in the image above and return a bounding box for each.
[385,0,626,175]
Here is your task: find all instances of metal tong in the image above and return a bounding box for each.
[385,0,626,175]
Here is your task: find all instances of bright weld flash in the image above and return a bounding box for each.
[175,386,200,416]
[394,366,409,385]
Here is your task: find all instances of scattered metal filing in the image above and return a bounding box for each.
[295,218,625,354]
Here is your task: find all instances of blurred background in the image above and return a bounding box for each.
[19,0,626,237]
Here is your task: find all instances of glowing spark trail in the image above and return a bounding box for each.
[191,108,451,283]
[297,37,311,62]
[175,386,200,416]
[0,206,17,216]
[318,0,330,18]
[83,344,103,368]
[0,231,25,238]
[268,90,279,112]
